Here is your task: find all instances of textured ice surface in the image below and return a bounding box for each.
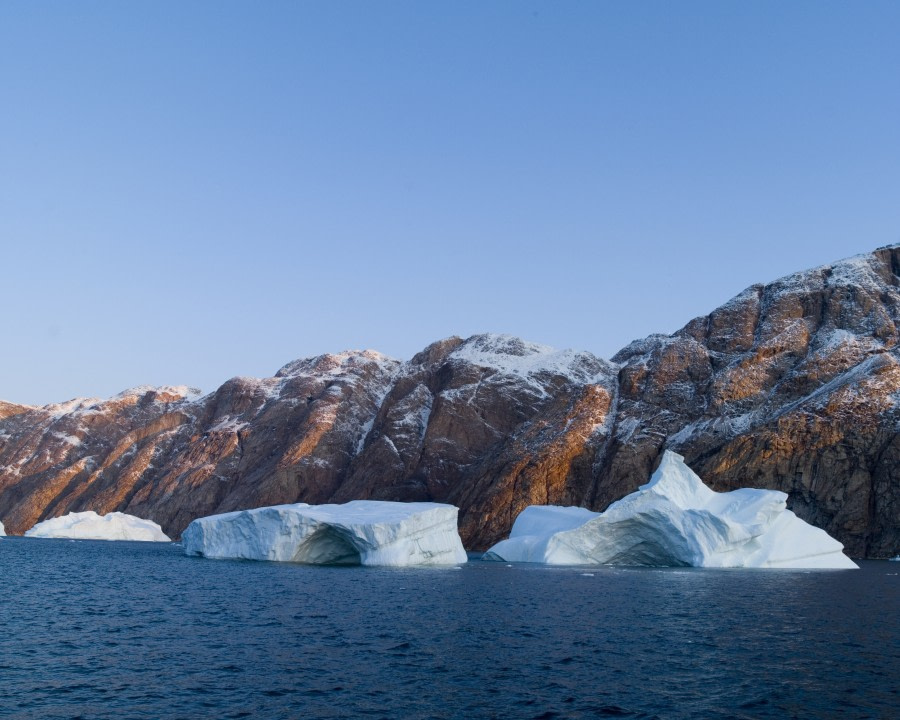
[25,511,171,541]
[484,451,857,569]
[182,500,467,567]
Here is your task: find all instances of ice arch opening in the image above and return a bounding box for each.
[600,540,690,567]
[292,526,362,565]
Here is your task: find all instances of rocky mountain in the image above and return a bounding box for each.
[2,246,899,557]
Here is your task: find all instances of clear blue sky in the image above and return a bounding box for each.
[2,1,899,405]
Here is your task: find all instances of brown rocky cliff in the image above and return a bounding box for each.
[1,246,899,557]
[604,245,900,557]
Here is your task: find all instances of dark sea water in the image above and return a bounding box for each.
[0,538,896,720]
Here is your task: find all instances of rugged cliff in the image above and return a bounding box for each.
[2,246,899,557]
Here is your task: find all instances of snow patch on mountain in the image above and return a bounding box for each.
[42,398,103,419]
[209,416,250,433]
[51,431,82,446]
[447,334,616,403]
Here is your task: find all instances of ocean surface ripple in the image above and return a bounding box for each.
[0,539,896,719]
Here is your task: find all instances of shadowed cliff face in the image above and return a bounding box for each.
[2,246,900,557]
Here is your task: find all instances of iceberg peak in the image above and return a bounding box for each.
[638,450,717,506]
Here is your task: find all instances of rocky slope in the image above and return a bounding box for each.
[2,246,899,557]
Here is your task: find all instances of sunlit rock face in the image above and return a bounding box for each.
[484,452,858,569]
[182,500,467,567]
[0,354,401,539]
[602,246,900,559]
[24,511,171,541]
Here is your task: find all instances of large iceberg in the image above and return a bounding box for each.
[484,451,857,569]
[182,500,468,567]
[25,511,171,541]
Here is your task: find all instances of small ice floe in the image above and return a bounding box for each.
[25,511,170,542]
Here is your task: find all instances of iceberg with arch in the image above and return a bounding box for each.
[484,451,857,569]
[182,500,467,567]
[25,511,171,541]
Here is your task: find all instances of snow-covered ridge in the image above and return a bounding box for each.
[484,451,857,569]
[276,349,400,380]
[183,500,467,566]
[38,385,203,420]
[114,385,203,400]
[41,397,104,419]
[773,248,892,297]
[449,333,616,385]
[715,244,900,321]
[206,350,402,411]
[25,511,171,541]
[14,337,606,416]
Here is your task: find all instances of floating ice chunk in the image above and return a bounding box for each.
[25,511,171,542]
[484,451,857,569]
[182,500,468,567]
[0,520,5,536]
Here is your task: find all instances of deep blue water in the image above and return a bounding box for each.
[0,538,896,719]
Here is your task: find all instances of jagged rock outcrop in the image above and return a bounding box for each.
[2,246,899,557]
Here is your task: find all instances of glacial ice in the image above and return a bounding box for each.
[182,500,468,566]
[484,451,858,569]
[0,519,5,536]
[25,511,171,542]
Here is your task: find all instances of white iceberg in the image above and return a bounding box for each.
[25,511,171,542]
[182,500,468,567]
[484,451,857,569]
[0,520,5,536]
